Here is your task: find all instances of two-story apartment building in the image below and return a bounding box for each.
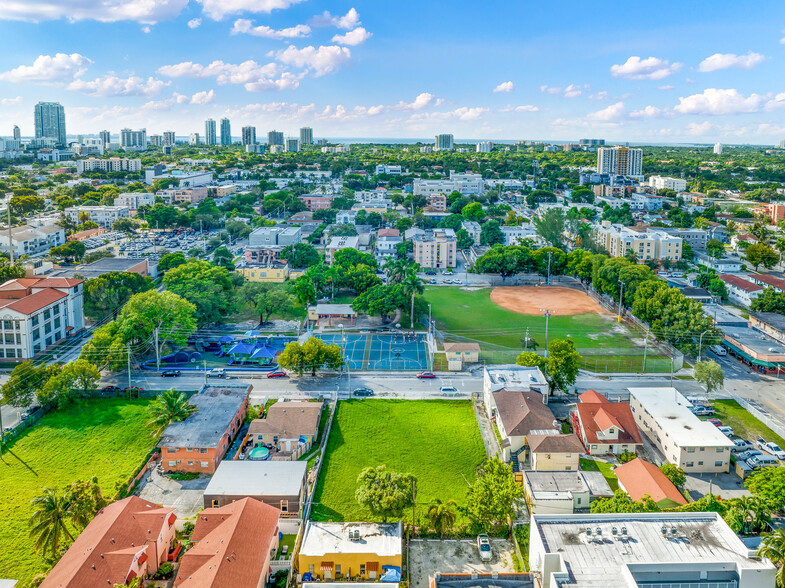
[628,387,733,473]
[720,274,762,308]
[114,192,155,209]
[0,224,65,257]
[64,205,129,228]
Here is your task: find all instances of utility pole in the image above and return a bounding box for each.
[698,329,710,361]
[546,251,552,286]
[617,281,625,321]
[127,343,132,391]
[203,360,207,386]
[8,207,13,265]
[541,309,553,357]
[642,330,649,373]
[411,478,417,536]
[524,327,529,352]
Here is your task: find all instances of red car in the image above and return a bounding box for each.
[417,371,436,379]
[267,370,287,378]
[708,418,723,426]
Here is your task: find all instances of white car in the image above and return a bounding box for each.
[440,385,459,397]
[761,440,785,460]
[716,426,734,437]
[477,534,492,562]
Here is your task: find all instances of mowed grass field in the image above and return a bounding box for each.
[311,400,486,524]
[425,287,636,350]
[0,398,157,583]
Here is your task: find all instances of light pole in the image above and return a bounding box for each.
[698,329,711,361]
[617,281,626,321]
[428,304,432,338]
[541,308,554,358]
[339,323,350,397]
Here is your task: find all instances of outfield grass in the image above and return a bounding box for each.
[425,287,637,351]
[0,398,158,583]
[311,399,486,524]
[580,457,619,491]
[709,399,785,449]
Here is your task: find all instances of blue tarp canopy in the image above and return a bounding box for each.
[302,573,313,582]
[219,335,235,343]
[381,567,401,582]
[227,342,255,356]
[244,330,262,337]
[251,345,277,359]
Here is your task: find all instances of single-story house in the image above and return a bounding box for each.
[443,342,481,370]
[615,458,687,508]
[174,498,280,588]
[298,522,402,582]
[241,400,323,460]
[522,470,613,515]
[203,460,308,517]
[527,433,584,471]
[573,390,643,456]
[308,304,356,326]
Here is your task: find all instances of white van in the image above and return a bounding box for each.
[709,344,727,356]
[747,454,780,469]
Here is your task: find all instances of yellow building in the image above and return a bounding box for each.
[237,263,290,283]
[298,522,402,582]
[528,434,584,471]
[444,342,480,370]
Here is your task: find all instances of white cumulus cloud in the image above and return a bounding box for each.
[187,18,202,28]
[158,59,301,91]
[332,27,371,46]
[0,96,22,105]
[0,0,188,23]
[142,89,215,110]
[231,18,311,38]
[196,0,306,21]
[311,7,360,29]
[67,74,169,97]
[190,89,215,104]
[274,45,351,76]
[587,101,626,121]
[610,56,682,80]
[674,88,767,115]
[630,105,669,119]
[0,53,92,84]
[698,51,766,72]
[493,81,515,93]
[540,84,582,98]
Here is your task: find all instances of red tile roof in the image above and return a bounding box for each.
[41,496,175,588]
[720,274,762,292]
[377,228,400,237]
[615,458,687,506]
[575,390,643,447]
[752,274,785,291]
[33,278,83,288]
[174,497,280,588]
[7,288,67,315]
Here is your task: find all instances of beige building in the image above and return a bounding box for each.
[413,228,457,269]
[237,262,289,283]
[592,221,682,261]
[444,342,480,370]
[628,387,733,473]
[528,434,583,471]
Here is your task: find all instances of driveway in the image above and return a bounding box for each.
[137,468,210,520]
[684,471,750,500]
[408,539,516,588]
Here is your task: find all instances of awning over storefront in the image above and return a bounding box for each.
[723,340,785,368]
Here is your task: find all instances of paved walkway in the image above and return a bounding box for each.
[137,468,210,520]
[474,398,501,458]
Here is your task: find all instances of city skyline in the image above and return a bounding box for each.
[0,1,785,142]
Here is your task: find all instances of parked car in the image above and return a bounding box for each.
[417,371,436,379]
[101,385,121,392]
[756,438,769,451]
[737,449,762,461]
[760,440,785,460]
[440,385,459,396]
[709,344,727,357]
[747,454,781,469]
[207,368,226,378]
[730,438,753,452]
[477,534,492,562]
[691,406,715,416]
[267,370,287,378]
[353,387,374,397]
[429,278,437,284]
[708,419,723,426]
[717,426,734,437]
[425,270,436,276]
[161,369,181,378]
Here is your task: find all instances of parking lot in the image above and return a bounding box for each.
[408,539,517,588]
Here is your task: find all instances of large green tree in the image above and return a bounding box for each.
[0,361,60,407]
[28,488,77,559]
[590,490,661,513]
[746,243,779,270]
[355,465,415,522]
[276,337,344,376]
[279,243,320,268]
[694,359,724,394]
[466,457,522,531]
[533,208,566,247]
[758,529,785,587]
[427,499,458,539]
[148,388,198,437]
[157,252,187,274]
[163,259,236,325]
[751,288,785,315]
[239,282,297,325]
[83,271,153,320]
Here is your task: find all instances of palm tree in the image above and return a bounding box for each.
[759,528,785,587]
[384,258,409,285]
[147,389,198,437]
[401,269,424,330]
[29,487,76,558]
[427,499,458,539]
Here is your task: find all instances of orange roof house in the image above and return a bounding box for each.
[40,496,176,588]
[174,497,280,588]
[615,458,687,508]
[574,389,643,456]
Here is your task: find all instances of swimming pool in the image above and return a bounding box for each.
[249,446,270,460]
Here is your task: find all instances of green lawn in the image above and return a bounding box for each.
[0,398,158,583]
[709,399,785,449]
[425,287,637,351]
[275,534,297,560]
[311,400,486,525]
[580,457,619,491]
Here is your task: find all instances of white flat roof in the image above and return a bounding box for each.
[203,460,307,497]
[532,512,773,587]
[300,521,402,557]
[627,387,734,448]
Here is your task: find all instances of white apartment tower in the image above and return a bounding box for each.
[714,142,723,155]
[285,138,300,153]
[34,102,66,147]
[205,119,217,145]
[476,141,493,153]
[99,130,111,147]
[300,127,313,145]
[596,146,643,177]
[120,128,147,149]
[268,130,284,146]
[13,125,20,140]
[163,131,176,146]
[435,134,454,151]
[189,133,200,145]
[219,118,231,146]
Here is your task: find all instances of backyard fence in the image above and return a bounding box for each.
[730,393,785,442]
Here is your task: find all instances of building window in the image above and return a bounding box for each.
[716,448,724,453]
[698,461,704,466]
[686,462,694,467]
[360,565,366,576]
[168,461,176,467]
[201,461,208,468]
[187,461,193,466]
[686,447,695,453]
[2,320,11,329]
[31,316,39,327]
[43,310,50,321]
[715,460,723,467]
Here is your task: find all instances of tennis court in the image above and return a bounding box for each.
[317,332,430,371]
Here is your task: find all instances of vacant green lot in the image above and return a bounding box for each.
[580,457,619,491]
[708,399,785,449]
[425,287,636,350]
[0,398,157,583]
[311,400,486,524]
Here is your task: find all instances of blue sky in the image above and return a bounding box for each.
[1,0,785,143]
